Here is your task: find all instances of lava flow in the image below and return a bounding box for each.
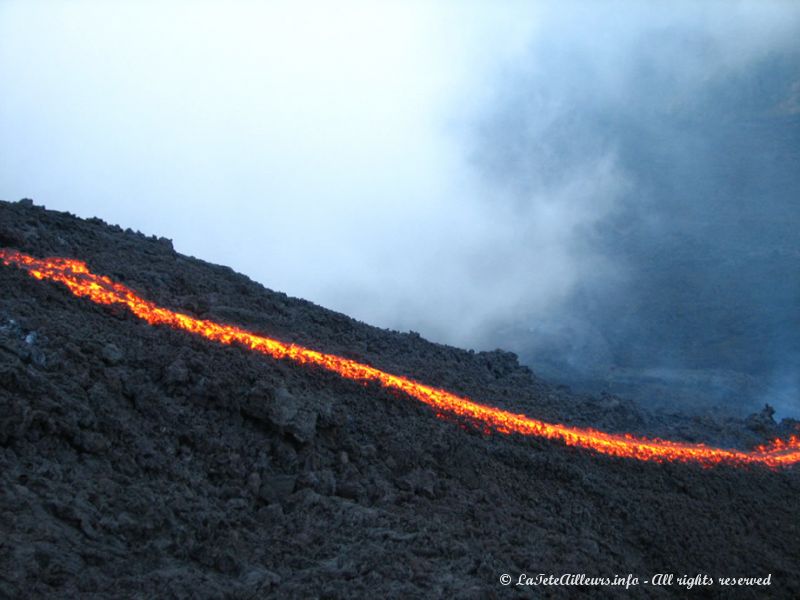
[2,248,799,468]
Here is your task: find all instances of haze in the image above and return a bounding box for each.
[2,1,798,416]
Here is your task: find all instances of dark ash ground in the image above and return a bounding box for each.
[1,199,798,599]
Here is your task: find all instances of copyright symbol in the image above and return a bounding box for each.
[500,574,511,585]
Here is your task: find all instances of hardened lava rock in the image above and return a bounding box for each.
[0,199,798,599]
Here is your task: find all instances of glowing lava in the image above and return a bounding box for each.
[2,248,799,468]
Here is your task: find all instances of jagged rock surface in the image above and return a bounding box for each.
[1,200,798,599]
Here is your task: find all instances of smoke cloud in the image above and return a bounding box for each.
[1,1,798,416]
[470,2,800,417]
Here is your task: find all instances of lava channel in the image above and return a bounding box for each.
[2,248,799,468]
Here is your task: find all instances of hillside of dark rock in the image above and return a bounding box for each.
[1,199,798,599]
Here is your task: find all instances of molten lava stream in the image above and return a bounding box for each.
[2,248,799,468]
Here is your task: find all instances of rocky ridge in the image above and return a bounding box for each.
[1,199,798,599]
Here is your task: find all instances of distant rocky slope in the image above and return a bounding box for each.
[1,199,798,598]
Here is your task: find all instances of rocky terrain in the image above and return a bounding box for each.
[1,198,798,599]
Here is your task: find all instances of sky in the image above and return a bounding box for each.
[0,0,545,339]
[2,1,799,416]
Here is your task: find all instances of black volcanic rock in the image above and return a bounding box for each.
[0,199,799,599]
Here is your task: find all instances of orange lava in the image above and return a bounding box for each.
[2,248,799,468]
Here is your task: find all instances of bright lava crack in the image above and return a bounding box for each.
[2,248,799,468]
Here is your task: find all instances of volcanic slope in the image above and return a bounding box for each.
[0,199,798,599]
